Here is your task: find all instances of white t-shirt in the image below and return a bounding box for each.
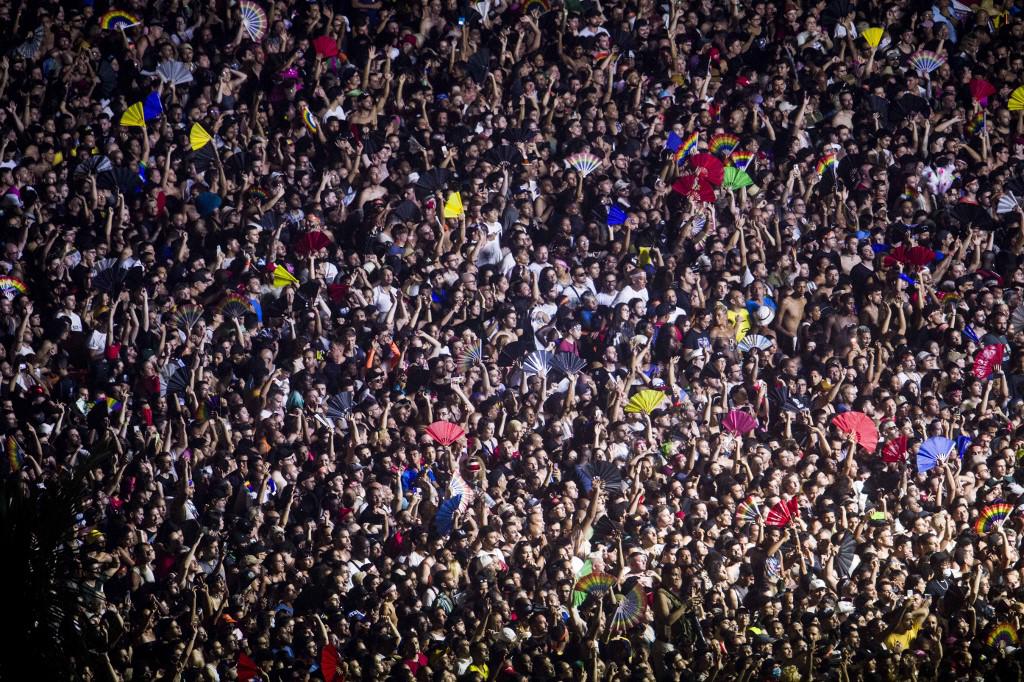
[614,284,649,306]
[58,310,83,332]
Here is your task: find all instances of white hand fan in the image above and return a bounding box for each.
[737,334,772,352]
[553,351,587,376]
[997,193,1021,214]
[156,61,194,87]
[522,350,553,377]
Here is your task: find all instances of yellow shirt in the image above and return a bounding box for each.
[885,622,922,652]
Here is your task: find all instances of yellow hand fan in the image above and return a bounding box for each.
[624,389,666,415]
[271,264,299,288]
[189,123,212,151]
[638,247,652,266]
[443,191,464,218]
[1009,86,1024,112]
[120,102,146,128]
[862,27,884,48]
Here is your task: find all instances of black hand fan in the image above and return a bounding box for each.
[577,461,624,495]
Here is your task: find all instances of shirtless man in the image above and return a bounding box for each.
[776,278,808,355]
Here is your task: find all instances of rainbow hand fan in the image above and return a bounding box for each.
[966,111,985,136]
[172,305,204,332]
[6,435,23,473]
[120,102,146,128]
[574,573,617,603]
[816,152,838,176]
[220,293,253,319]
[426,420,465,446]
[624,389,666,415]
[674,131,699,163]
[861,27,884,48]
[449,474,475,512]
[0,276,27,298]
[189,123,213,151]
[565,152,602,177]
[986,623,1020,648]
[735,495,762,525]
[458,342,483,371]
[730,150,754,171]
[100,10,140,31]
[910,50,945,75]
[240,0,268,42]
[708,133,740,157]
[301,105,319,134]
[610,584,647,632]
[974,503,1012,534]
[723,166,753,190]
[1009,86,1024,112]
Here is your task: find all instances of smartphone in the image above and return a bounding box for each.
[458,16,465,25]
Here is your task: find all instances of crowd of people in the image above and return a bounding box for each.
[5,0,1024,679]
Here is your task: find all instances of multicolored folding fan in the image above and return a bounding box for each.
[966,111,985,136]
[0,276,27,299]
[735,495,762,525]
[426,420,466,446]
[565,152,602,178]
[816,152,838,177]
[910,50,945,75]
[730,150,753,171]
[974,503,1012,534]
[100,10,140,30]
[765,498,800,527]
[986,622,1020,648]
[610,584,647,632]
[722,409,757,435]
[708,133,740,157]
[1010,86,1024,112]
[6,435,23,473]
[624,389,666,415]
[459,342,484,371]
[301,105,319,134]
[239,0,268,42]
[861,27,884,48]
[522,0,549,12]
[172,305,203,332]
[574,572,617,602]
[220,293,253,319]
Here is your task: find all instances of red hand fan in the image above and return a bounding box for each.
[295,230,331,256]
[765,498,800,527]
[321,644,342,681]
[238,652,260,682]
[881,435,908,463]
[832,411,878,452]
[969,78,996,104]
[426,420,466,446]
[313,35,340,58]
[672,175,717,202]
[687,152,725,186]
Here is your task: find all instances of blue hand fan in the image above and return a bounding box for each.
[872,244,891,253]
[917,436,954,473]
[963,325,979,343]
[143,92,163,120]
[434,495,462,535]
[665,131,683,152]
[608,205,626,226]
[956,435,972,459]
